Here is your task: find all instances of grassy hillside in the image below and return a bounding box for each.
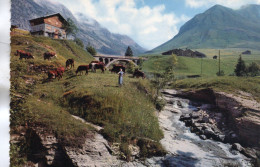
[10,35,164,165]
[172,77,260,102]
[142,51,260,77]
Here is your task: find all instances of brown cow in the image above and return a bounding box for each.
[133,70,145,79]
[19,51,34,60]
[56,67,65,76]
[89,61,106,73]
[16,50,25,56]
[65,59,74,69]
[76,65,89,75]
[44,52,56,60]
[48,70,62,80]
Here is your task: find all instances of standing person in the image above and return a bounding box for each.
[118,68,124,87]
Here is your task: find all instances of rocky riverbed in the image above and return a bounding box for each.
[152,89,254,167]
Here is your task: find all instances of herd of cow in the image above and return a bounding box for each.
[15,49,145,80]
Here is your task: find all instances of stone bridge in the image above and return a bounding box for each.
[93,55,147,68]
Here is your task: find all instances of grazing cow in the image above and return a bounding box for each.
[94,62,106,73]
[110,65,125,73]
[65,59,74,69]
[89,61,100,72]
[48,70,62,80]
[56,67,65,76]
[16,50,25,56]
[133,70,145,79]
[89,61,105,73]
[44,52,56,60]
[213,55,218,59]
[19,51,34,60]
[76,65,89,75]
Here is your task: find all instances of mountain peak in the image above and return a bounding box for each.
[151,4,260,53]
[206,4,232,13]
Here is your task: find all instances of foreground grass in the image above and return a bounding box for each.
[172,76,260,102]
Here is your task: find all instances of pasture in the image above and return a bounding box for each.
[142,49,260,77]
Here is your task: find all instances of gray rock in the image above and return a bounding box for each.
[204,128,215,138]
[180,114,191,121]
[65,131,120,167]
[199,135,207,140]
[232,143,243,152]
[189,112,200,119]
[217,135,226,142]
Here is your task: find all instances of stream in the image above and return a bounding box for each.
[126,89,253,167]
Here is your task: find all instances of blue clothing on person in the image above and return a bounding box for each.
[118,71,124,85]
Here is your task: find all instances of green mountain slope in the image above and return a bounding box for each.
[151,4,260,53]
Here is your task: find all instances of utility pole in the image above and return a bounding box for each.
[218,50,221,75]
[200,57,202,75]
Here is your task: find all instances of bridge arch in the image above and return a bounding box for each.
[105,59,138,68]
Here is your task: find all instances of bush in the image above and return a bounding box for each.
[216,70,225,76]
[86,45,97,56]
[155,98,166,111]
[248,62,260,77]
[126,61,137,74]
[74,38,84,48]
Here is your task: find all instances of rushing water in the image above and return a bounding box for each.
[129,89,253,167]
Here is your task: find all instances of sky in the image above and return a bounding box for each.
[53,0,260,49]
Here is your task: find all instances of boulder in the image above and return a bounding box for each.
[189,112,200,119]
[231,143,243,152]
[216,135,226,142]
[199,135,207,140]
[180,114,191,121]
[204,128,215,139]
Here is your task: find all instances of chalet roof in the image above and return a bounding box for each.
[29,13,67,24]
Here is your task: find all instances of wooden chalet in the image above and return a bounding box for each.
[29,13,67,39]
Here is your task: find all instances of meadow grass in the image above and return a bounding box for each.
[142,52,260,77]
[172,76,260,102]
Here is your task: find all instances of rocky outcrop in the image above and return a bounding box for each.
[214,92,260,148]
[65,131,119,167]
[174,88,260,148]
[26,127,120,167]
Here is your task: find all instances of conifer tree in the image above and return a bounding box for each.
[125,46,133,57]
[234,55,247,76]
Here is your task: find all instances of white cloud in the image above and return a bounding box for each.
[55,0,190,49]
[185,0,260,9]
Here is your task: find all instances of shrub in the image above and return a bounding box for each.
[74,38,84,48]
[248,62,260,77]
[86,45,97,56]
[155,98,166,111]
[216,70,225,76]
[126,61,136,74]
